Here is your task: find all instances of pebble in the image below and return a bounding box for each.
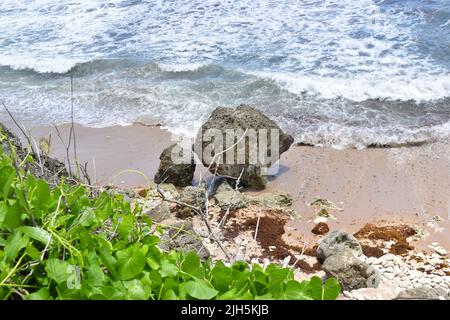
[385,266,394,273]
[343,291,353,299]
[393,266,401,276]
[372,258,382,265]
[418,278,431,285]
[234,254,245,261]
[313,216,328,224]
[432,277,442,284]
[431,253,442,259]
[435,247,448,256]
[384,273,395,280]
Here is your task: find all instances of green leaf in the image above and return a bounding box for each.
[117,214,134,239]
[123,279,148,300]
[45,259,72,284]
[78,208,97,227]
[34,180,50,214]
[211,263,234,293]
[98,247,119,280]
[4,230,29,261]
[164,289,178,300]
[89,286,124,300]
[284,280,312,300]
[19,226,52,246]
[181,251,204,279]
[26,288,51,300]
[267,267,290,294]
[181,280,219,300]
[25,243,41,260]
[308,276,341,300]
[309,276,323,300]
[86,263,106,287]
[217,288,239,300]
[0,167,14,198]
[146,257,160,270]
[323,277,341,300]
[2,201,23,229]
[116,246,145,281]
[0,202,6,226]
[159,259,178,278]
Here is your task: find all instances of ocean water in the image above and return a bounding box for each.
[0,0,449,148]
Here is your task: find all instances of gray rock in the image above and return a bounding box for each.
[395,287,448,300]
[193,106,294,190]
[159,221,210,260]
[246,192,293,208]
[1,123,23,155]
[317,230,363,263]
[146,202,172,222]
[175,185,206,218]
[157,183,179,199]
[215,180,235,194]
[322,249,380,291]
[154,144,195,187]
[214,189,248,211]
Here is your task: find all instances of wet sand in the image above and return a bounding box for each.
[4,121,450,249]
[263,142,450,250]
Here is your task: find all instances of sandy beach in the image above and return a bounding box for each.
[2,0,450,302]
[4,120,448,250]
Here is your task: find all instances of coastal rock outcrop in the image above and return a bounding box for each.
[154,144,195,187]
[0,123,71,185]
[322,249,380,291]
[159,221,210,260]
[193,105,294,190]
[317,230,363,263]
[175,185,207,218]
[246,192,293,208]
[214,189,248,211]
[146,202,172,222]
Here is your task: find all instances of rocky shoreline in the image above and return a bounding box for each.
[124,178,450,300]
[1,104,449,300]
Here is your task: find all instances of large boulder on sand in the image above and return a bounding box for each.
[154,144,195,187]
[193,105,294,190]
[322,249,380,291]
[317,230,363,263]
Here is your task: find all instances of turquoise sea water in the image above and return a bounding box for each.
[0,0,449,148]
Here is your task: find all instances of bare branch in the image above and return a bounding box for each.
[53,124,72,177]
[290,241,308,270]
[156,185,232,262]
[254,209,262,241]
[1,102,39,159]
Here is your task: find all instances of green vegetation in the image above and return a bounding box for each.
[0,134,340,300]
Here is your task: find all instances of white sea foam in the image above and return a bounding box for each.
[0,0,449,148]
[252,72,450,102]
[0,55,88,74]
[296,121,450,150]
[158,63,207,73]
